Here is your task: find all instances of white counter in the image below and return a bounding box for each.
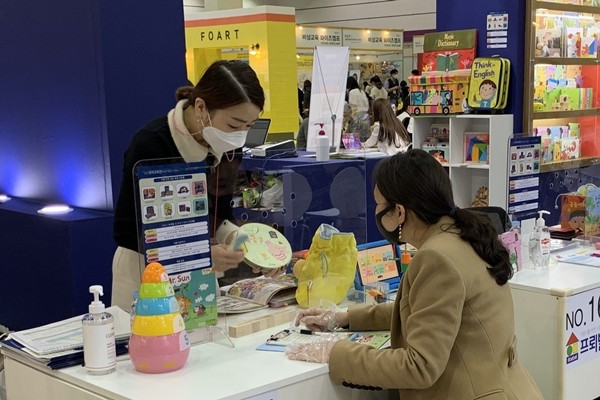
[2,310,388,400]
[510,262,600,400]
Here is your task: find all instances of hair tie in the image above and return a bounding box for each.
[450,206,459,217]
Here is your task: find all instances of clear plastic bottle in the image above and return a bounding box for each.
[82,285,116,375]
[316,124,330,162]
[529,211,551,270]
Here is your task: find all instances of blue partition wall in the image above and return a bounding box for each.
[436,0,526,133]
[0,1,187,329]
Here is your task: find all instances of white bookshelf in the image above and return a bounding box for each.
[413,114,513,209]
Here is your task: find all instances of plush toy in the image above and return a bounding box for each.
[472,186,489,207]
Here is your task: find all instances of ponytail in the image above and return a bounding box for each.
[450,208,513,285]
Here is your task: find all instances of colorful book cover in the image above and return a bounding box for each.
[468,58,506,109]
[500,229,522,273]
[561,138,580,160]
[565,27,584,58]
[561,194,586,231]
[585,188,600,236]
[422,29,476,72]
[464,132,490,163]
[170,268,218,331]
[535,28,563,57]
[581,36,598,58]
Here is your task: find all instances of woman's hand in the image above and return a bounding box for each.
[251,266,286,278]
[295,309,349,332]
[210,244,245,272]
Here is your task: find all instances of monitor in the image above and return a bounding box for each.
[244,118,271,148]
[354,240,401,292]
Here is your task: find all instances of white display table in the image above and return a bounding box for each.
[510,263,600,400]
[2,309,388,400]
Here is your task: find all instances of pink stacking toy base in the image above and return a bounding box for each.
[129,331,190,374]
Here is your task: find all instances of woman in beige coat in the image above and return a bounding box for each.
[291,149,543,400]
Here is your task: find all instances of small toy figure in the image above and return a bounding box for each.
[472,186,489,207]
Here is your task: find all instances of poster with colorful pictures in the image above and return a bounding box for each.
[134,160,217,330]
[508,135,542,220]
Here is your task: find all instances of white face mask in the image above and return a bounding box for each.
[201,112,248,157]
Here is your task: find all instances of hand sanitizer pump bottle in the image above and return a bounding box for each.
[82,285,116,375]
[529,210,551,270]
[316,123,330,162]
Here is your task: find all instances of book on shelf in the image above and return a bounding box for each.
[217,275,298,314]
[535,28,562,57]
[0,306,130,370]
[464,132,490,163]
[565,27,584,58]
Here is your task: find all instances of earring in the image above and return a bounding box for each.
[398,223,402,242]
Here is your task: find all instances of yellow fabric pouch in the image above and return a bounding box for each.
[293,224,357,308]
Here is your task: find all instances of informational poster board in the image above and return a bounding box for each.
[507,135,542,221]
[306,46,349,152]
[134,159,217,331]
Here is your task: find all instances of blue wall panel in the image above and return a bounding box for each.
[436,0,526,132]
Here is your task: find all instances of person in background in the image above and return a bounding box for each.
[296,115,309,151]
[395,98,413,138]
[297,86,304,118]
[289,149,544,400]
[411,68,420,77]
[369,76,388,101]
[301,79,311,118]
[346,76,370,123]
[111,60,279,311]
[384,68,400,105]
[363,98,411,155]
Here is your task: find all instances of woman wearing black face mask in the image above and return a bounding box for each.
[290,149,543,400]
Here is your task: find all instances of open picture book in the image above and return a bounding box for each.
[217,275,298,314]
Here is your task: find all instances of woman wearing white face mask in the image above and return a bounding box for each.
[111,60,274,311]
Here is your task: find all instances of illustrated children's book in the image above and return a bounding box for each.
[560,194,586,232]
[170,268,218,331]
[535,28,563,57]
[500,228,522,273]
[464,132,490,163]
[585,187,600,236]
[565,27,584,58]
[421,29,477,72]
[218,275,298,314]
[467,57,511,111]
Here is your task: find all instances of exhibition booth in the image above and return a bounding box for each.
[8,0,600,399]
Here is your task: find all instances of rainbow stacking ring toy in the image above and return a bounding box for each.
[129,262,190,373]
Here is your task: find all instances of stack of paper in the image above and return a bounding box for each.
[0,306,131,370]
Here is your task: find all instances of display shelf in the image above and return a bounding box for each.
[532,108,600,119]
[539,155,600,172]
[524,1,600,168]
[413,114,512,209]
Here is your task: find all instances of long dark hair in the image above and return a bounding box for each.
[175,60,265,113]
[374,149,512,285]
[372,98,411,147]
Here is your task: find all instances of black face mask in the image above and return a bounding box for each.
[375,204,400,244]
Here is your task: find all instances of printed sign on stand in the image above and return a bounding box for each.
[508,135,542,221]
[135,160,217,331]
[565,287,600,368]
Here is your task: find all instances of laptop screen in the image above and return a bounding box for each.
[355,241,400,290]
[244,118,271,148]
